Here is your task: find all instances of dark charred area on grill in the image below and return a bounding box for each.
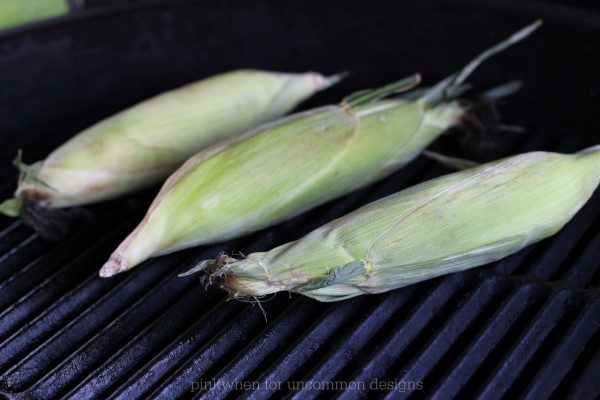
[20,199,94,242]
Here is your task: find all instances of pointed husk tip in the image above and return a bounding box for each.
[99,254,128,277]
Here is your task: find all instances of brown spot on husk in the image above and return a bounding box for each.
[19,187,54,204]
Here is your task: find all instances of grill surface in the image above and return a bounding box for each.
[0,1,599,399]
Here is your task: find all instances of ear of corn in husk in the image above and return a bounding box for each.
[100,21,541,277]
[186,146,600,302]
[0,69,341,236]
[0,0,70,30]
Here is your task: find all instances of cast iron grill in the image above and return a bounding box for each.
[0,1,598,399]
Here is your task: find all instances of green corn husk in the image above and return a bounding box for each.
[0,0,71,30]
[186,146,600,302]
[0,69,341,235]
[100,21,541,277]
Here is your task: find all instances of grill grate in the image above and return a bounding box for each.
[1,1,599,399]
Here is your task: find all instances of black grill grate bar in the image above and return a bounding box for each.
[242,298,371,400]
[334,274,475,400]
[475,290,584,399]
[0,233,43,283]
[0,215,140,341]
[25,254,200,399]
[522,299,600,399]
[560,228,600,288]
[427,282,545,400]
[0,253,186,392]
[287,288,420,400]
[504,290,588,400]
[565,331,600,400]
[196,299,325,400]
[0,216,138,339]
[0,273,111,371]
[0,191,150,282]
[589,265,600,290]
[493,243,537,276]
[556,319,600,399]
[0,240,50,298]
[63,287,225,399]
[0,221,34,258]
[32,268,202,398]
[108,296,247,400]
[148,298,292,400]
[0,209,140,311]
[385,276,513,400]
[454,283,551,399]
[0,218,21,237]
